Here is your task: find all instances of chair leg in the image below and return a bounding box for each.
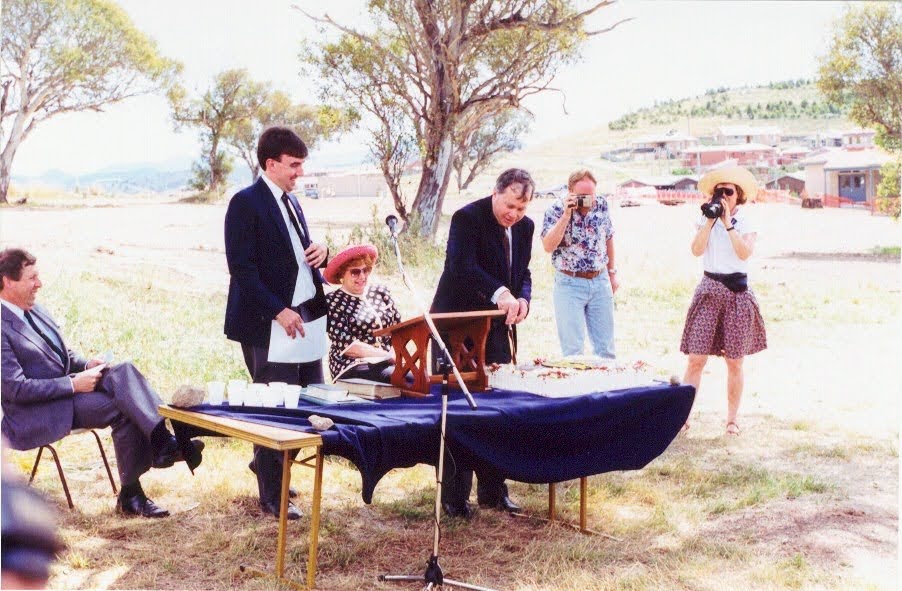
[28,446,45,485]
[43,444,75,510]
[88,429,118,495]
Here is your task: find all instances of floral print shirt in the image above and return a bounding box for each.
[326,284,401,379]
[540,196,615,272]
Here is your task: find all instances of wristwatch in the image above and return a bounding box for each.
[608,267,618,275]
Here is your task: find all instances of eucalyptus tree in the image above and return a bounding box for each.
[453,109,532,191]
[224,91,357,182]
[0,0,179,202]
[301,1,629,237]
[168,69,269,194]
[818,3,902,151]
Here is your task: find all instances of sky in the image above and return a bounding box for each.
[9,0,849,176]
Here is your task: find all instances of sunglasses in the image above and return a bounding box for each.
[713,187,735,198]
[347,267,372,278]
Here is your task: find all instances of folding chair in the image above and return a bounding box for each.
[29,428,118,509]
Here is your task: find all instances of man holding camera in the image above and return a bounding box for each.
[541,169,618,358]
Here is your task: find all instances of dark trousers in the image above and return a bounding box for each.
[441,463,508,507]
[240,343,323,506]
[71,362,163,486]
[432,329,510,508]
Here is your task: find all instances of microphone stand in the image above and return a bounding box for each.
[378,221,495,591]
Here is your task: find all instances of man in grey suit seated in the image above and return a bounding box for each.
[0,248,203,518]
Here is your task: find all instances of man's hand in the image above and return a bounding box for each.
[85,358,105,369]
[514,298,529,323]
[497,290,521,325]
[610,273,620,294]
[275,307,306,339]
[72,366,104,393]
[305,242,328,268]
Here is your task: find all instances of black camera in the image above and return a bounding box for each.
[700,195,724,219]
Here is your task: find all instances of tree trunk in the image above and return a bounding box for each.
[411,134,454,238]
[0,159,10,204]
[0,137,22,204]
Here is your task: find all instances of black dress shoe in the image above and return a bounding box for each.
[248,460,298,498]
[117,494,170,518]
[442,502,473,519]
[479,495,521,514]
[260,500,302,520]
[153,439,205,469]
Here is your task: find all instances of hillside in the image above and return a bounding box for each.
[475,82,856,194]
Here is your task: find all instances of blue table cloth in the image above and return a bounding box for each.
[175,383,694,503]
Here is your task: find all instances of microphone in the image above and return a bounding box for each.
[385,215,400,238]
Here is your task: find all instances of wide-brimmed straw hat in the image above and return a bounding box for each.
[324,244,378,284]
[698,165,758,201]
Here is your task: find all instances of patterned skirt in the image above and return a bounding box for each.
[680,276,767,358]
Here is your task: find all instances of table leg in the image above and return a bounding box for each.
[579,477,587,533]
[306,446,324,590]
[548,482,556,522]
[276,449,292,577]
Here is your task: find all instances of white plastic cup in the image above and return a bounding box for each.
[228,383,246,406]
[283,386,301,409]
[207,381,226,405]
[244,383,265,407]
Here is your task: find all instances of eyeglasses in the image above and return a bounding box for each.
[713,187,735,198]
[347,267,372,278]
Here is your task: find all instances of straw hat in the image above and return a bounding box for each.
[323,244,378,284]
[698,166,758,202]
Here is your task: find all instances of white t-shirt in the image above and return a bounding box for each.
[695,208,757,274]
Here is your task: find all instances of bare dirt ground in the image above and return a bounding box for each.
[0,196,898,589]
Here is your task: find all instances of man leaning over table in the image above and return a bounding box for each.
[0,248,204,518]
[431,167,535,518]
[541,169,619,358]
[223,126,329,521]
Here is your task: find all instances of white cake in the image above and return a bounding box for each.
[487,357,660,397]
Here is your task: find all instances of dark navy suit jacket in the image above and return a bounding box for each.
[431,196,533,364]
[224,177,327,348]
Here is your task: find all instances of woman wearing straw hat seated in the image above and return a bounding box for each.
[324,244,401,383]
[680,166,767,436]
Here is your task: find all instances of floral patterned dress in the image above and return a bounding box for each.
[326,284,401,379]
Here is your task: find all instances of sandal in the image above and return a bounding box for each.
[726,421,740,436]
[680,421,690,433]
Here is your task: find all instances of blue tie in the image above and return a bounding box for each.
[24,311,67,366]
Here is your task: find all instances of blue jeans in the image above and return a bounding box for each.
[552,269,615,358]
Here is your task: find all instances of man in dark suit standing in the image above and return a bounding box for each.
[431,167,535,517]
[0,248,203,518]
[224,126,329,520]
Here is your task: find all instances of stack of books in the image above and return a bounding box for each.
[335,378,402,400]
[300,383,368,405]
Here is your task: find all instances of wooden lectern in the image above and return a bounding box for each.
[373,310,504,396]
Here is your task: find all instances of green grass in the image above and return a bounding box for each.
[869,245,901,257]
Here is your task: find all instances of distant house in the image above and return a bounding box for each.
[618,175,699,191]
[805,130,844,148]
[842,128,876,148]
[800,148,892,203]
[318,168,387,198]
[765,171,806,194]
[630,131,699,160]
[681,143,778,170]
[716,125,782,146]
[778,145,811,166]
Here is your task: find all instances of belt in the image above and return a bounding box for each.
[560,269,601,279]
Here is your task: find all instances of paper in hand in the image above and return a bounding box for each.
[268,316,328,363]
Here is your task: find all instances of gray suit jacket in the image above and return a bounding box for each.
[1,303,87,450]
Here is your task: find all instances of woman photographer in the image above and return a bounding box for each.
[324,244,401,383]
[680,166,767,436]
